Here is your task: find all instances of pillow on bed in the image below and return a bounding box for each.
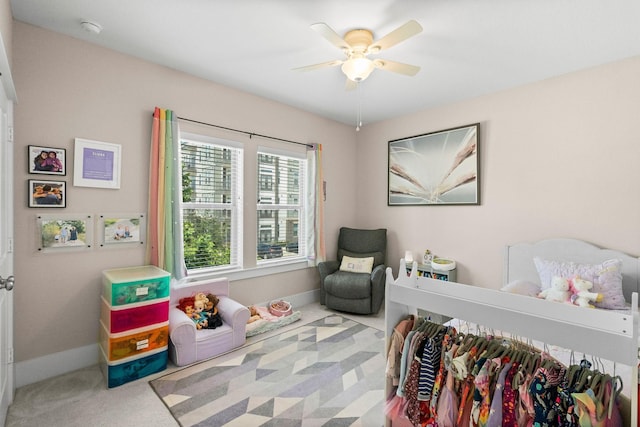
[500,280,541,297]
[533,257,626,309]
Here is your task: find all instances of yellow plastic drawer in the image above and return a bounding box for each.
[100,321,169,362]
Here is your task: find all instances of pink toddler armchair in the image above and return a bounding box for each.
[168,277,250,366]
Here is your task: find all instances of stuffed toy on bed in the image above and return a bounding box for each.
[569,277,604,308]
[538,276,571,303]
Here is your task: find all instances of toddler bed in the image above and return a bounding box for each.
[384,238,639,426]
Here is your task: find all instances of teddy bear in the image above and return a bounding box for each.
[538,276,571,303]
[569,277,604,308]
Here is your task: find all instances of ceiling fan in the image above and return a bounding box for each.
[293,20,423,89]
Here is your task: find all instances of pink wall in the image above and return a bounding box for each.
[356,56,640,287]
[12,22,357,363]
[11,19,640,371]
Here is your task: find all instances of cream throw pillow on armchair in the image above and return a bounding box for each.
[339,256,375,274]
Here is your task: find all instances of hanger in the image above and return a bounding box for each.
[484,338,510,360]
[567,363,583,388]
[457,333,478,354]
[575,366,596,392]
[594,373,610,403]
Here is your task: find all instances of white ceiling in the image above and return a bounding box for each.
[11,0,640,127]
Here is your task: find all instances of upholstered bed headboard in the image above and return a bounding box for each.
[504,238,640,305]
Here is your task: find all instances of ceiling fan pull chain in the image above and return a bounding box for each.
[356,82,363,131]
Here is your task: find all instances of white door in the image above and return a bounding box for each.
[0,80,15,425]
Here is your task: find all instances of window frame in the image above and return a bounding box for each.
[256,147,307,265]
[179,132,243,274]
[178,133,310,281]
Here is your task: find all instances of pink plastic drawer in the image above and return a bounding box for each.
[101,297,169,333]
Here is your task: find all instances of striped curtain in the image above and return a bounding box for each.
[306,143,326,266]
[146,107,186,279]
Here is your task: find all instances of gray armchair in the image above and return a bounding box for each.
[318,227,387,314]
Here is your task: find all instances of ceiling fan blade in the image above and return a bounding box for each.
[369,20,423,52]
[373,59,420,76]
[310,22,351,52]
[292,59,343,72]
[345,78,358,91]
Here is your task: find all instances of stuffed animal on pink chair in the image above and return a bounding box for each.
[176,296,207,329]
[569,277,604,308]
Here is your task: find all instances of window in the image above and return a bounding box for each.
[180,134,242,272]
[256,150,306,262]
[179,132,309,276]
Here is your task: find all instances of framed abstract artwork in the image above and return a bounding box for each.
[388,123,480,206]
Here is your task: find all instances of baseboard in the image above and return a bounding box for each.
[15,289,321,388]
[256,288,320,310]
[15,343,99,388]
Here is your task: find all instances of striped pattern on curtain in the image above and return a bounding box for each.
[147,107,186,279]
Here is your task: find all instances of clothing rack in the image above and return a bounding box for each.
[386,314,625,426]
[384,259,639,426]
[176,116,315,149]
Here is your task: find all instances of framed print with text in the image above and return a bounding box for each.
[73,138,121,189]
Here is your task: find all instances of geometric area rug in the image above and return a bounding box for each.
[149,315,386,427]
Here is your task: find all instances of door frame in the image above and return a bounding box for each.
[0,28,17,425]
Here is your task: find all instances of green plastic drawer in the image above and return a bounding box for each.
[102,265,170,306]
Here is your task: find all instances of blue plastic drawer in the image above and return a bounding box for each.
[99,347,168,388]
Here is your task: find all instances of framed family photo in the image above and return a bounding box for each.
[28,145,66,175]
[73,138,122,189]
[36,214,93,252]
[388,123,480,206]
[98,214,146,247]
[28,179,66,208]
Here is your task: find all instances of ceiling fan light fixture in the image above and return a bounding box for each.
[341,57,375,82]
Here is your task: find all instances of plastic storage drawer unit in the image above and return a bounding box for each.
[100,321,169,361]
[102,265,170,307]
[101,297,170,333]
[99,346,168,388]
